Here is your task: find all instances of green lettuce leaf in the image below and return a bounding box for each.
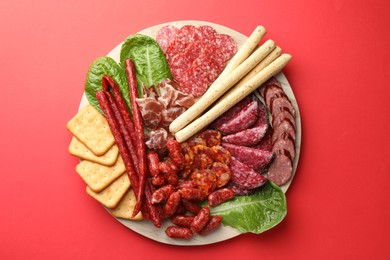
[120,34,171,96]
[84,56,130,114]
[209,181,287,234]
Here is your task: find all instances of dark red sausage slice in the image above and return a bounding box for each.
[272,119,296,144]
[214,99,259,134]
[222,143,274,171]
[267,152,293,186]
[222,123,268,146]
[229,157,267,189]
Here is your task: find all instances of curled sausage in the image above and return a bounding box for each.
[165,226,193,240]
[147,151,161,177]
[171,215,195,228]
[164,191,181,217]
[190,206,211,233]
[179,187,207,201]
[208,188,235,207]
[166,138,185,169]
[152,184,176,204]
[159,160,179,186]
[199,216,222,235]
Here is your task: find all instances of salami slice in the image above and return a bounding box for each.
[165,25,196,61]
[229,157,267,189]
[222,123,268,146]
[272,133,296,161]
[271,97,296,117]
[214,99,259,134]
[264,85,288,109]
[156,25,179,53]
[213,34,237,61]
[226,181,260,196]
[267,152,293,186]
[250,127,273,152]
[179,55,221,97]
[222,143,274,171]
[272,119,296,143]
[169,53,191,81]
[272,109,296,130]
[211,96,253,131]
[199,25,217,40]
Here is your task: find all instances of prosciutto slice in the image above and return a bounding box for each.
[136,79,195,150]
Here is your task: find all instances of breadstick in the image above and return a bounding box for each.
[174,53,292,142]
[169,39,275,134]
[218,25,267,78]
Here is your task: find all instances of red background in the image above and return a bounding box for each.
[1,0,389,259]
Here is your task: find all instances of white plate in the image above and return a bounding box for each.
[79,20,301,246]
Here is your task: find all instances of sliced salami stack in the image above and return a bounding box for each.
[208,94,275,195]
[156,24,237,97]
[260,77,297,186]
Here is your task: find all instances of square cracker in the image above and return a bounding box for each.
[76,155,125,192]
[86,173,130,209]
[109,188,143,220]
[67,105,115,156]
[69,137,119,166]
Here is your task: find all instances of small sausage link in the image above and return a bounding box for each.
[199,216,222,235]
[151,174,166,187]
[147,151,161,177]
[165,226,193,240]
[190,206,211,233]
[164,191,181,217]
[179,187,207,201]
[181,199,201,214]
[171,215,195,228]
[166,138,185,170]
[159,160,179,186]
[151,184,176,204]
[208,188,235,207]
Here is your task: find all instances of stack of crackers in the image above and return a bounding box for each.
[67,105,142,220]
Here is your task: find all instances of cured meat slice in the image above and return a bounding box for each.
[271,96,296,117]
[253,99,269,127]
[165,25,196,61]
[250,127,273,152]
[272,134,296,161]
[210,95,253,131]
[179,56,221,97]
[199,25,217,40]
[226,181,260,196]
[156,25,179,53]
[160,106,186,127]
[272,109,296,130]
[222,143,274,171]
[169,53,191,81]
[222,123,268,146]
[267,152,293,186]
[145,128,169,150]
[272,119,296,143]
[213,100,259,134]
[264,85,288,109]
[213,34,237,61]
[258,77,282,96]
[229,157,267,189]
[136,97,163,129]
